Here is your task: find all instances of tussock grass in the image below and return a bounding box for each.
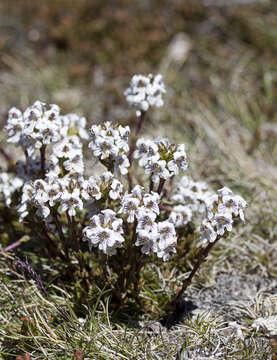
[0,253,274,359]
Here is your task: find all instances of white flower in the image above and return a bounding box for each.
[218,193,247,222]
[18,202,29,221]
[214,212,233,236]
[98,171,114,185]
[5,107,24,145]
[218,195,239,216]
[131,185,145,200]
[142,192,160,215]
[217,187,233,199]
[47,181,62,207]
[116,125,130,152]
[168,211,183,228]
[124,74,166,117]
[135,137,188,183]
[61,188,83,216]
[0,172,23,207]
[157,244,177,261]
[145,159,169,183]
[6,101,64,156]
[83,210,124,255]
[32,179,49,204]
[156,221,177,261]
[236,195,247,222]
[158,221,176,243]
[60,113,89,140]
[169,205,192,228]
[23,101,61,150]
[200,219,217,245]
[45,164,60,182]
[81,177,102,201]
[115,154,130,175]
[91,137,118,159]
[204,194,218,220]
[135,229,158,255]
[52,138,73,159]
[119,195,140,223]
[134,138,158,166]
[20,182,34,204]
[119,187,160,225]
[64,152,84,175]
[137,210,157,232]
[171,176,213,218]
[96,229,117,254]
[109,179,123,200]
[88,122,130,174]
[48,136,84,177]
[36,204,51,219]
[171,144,188,173]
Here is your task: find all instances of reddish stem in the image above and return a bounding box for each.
[157,178,166,195]
[171,237,220,310]
[2,238,24,252]
[0,146,13,163]
[128,112,146,191]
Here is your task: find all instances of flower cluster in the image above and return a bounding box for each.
[0,172,23,207]
[200,187,247,245]
[82,171,123,203]
[124,74,166,117]
[83,210,124,255]
[18,176,85,221]
[134,138,188,183]
[6,101,61,155]
[5,101,88,158]
[89,122,130,175]
[2,75,247,268]
[0,76,249,310]
[119,185,177,260]
[18,169,124,223]
[60,113,89,140]
[119,185,159,223]
[169,176,214,227]
[48,135,84,178]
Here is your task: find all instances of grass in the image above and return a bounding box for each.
[0,0,277,358]
[0,253,274,359]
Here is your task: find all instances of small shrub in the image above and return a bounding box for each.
[0,74,247,315]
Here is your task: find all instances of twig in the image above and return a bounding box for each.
[128,111,146,190]
[2,237,26,252]
[40,145,46,178]
[171,238,220,311]
[157,178,166,195]
[149,176,154,192]
[52,211,69,259]
[0,146,13,163]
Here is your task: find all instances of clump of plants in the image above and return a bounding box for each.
[0,74,247,316]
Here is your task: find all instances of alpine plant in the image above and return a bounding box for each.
[0,74,247,305]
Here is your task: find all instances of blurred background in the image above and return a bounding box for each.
[0,0,276,184]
